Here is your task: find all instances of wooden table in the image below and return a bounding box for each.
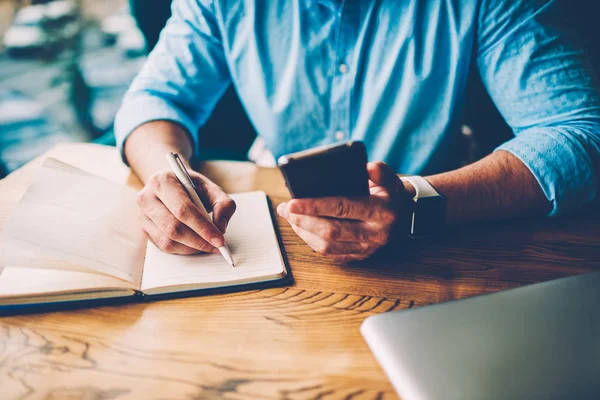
[1,143,599,400]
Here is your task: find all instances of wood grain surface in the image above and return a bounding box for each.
[1,143,599,400]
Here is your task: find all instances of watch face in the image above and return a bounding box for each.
[410,196,445,238]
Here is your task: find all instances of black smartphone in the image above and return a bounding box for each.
[277,141,370,198]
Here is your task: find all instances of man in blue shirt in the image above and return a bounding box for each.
[116,0,600,261]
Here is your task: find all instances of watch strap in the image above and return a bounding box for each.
[401,176,440,198]
[400,176,444,239]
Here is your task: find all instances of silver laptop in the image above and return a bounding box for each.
[361,272,600,400]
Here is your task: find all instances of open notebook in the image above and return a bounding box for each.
[0,159,289,307]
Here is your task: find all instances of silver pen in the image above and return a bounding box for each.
[165,152,235,267]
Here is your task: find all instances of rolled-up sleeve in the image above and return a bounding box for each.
[114,0,230,162]
[477,0,600,215]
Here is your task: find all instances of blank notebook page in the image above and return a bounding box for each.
[0,160,147,287]
[0,267,135,305]
[141,191,286,294]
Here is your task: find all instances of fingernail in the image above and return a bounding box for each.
[212,248,221,255]
[210,237,224,247]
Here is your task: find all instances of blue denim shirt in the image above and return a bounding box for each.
[115,0,600,215]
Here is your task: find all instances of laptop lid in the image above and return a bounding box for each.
[361,272,600,400]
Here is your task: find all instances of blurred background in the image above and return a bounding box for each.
[0,0,146,175]
[0,0,256,178]
[0,0,597,179]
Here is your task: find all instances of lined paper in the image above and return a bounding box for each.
[141,191,286,294]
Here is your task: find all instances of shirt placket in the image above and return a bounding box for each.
[330,0,358,143]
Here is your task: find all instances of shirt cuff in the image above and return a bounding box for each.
[496,127,598,216]
[114,95,199,165]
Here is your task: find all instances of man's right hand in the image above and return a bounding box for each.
[136,169,236,255]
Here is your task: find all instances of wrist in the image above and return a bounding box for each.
[125,121,194,183]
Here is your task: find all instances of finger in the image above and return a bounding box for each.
[284,197,368,220]
[368,162,404,197]
[152,173,225,247]
[328,253,372,262]
[139,213,202,255]
[190,175,237,234]
[189,174,217,211]
[138,194,217,253]
[204,182,237,234]
[283,212,389,244]
[285,196,395,223]
[367,161,399,188]
[289,223,372,256]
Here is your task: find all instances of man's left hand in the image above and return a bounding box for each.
[277,161,406,261]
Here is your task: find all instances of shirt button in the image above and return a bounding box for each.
[335,130,346,140]
[338,63,349,74]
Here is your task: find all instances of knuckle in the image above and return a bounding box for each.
[147,174,159,188]
[136,191,148,208]
[173,201,189,219]
[360,242,373,252]
[365,206,377,220]
[157,237,175,252]
[135,193,144,207]
[166,172,179,183]
[324,225,340,240]
[163,222,182,239]
[369,220,392,240]
[196,242,214,253]
[355,228,369,242]
[155,172,170,186]
[382,208,397,224]
[197,225,217,241]
[157,172,179,191]
[335,200,350,218]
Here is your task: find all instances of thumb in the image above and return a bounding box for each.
[367,161,403,194]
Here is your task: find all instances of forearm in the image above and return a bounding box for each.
[412,150,551,224]
[124,121,194,184]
